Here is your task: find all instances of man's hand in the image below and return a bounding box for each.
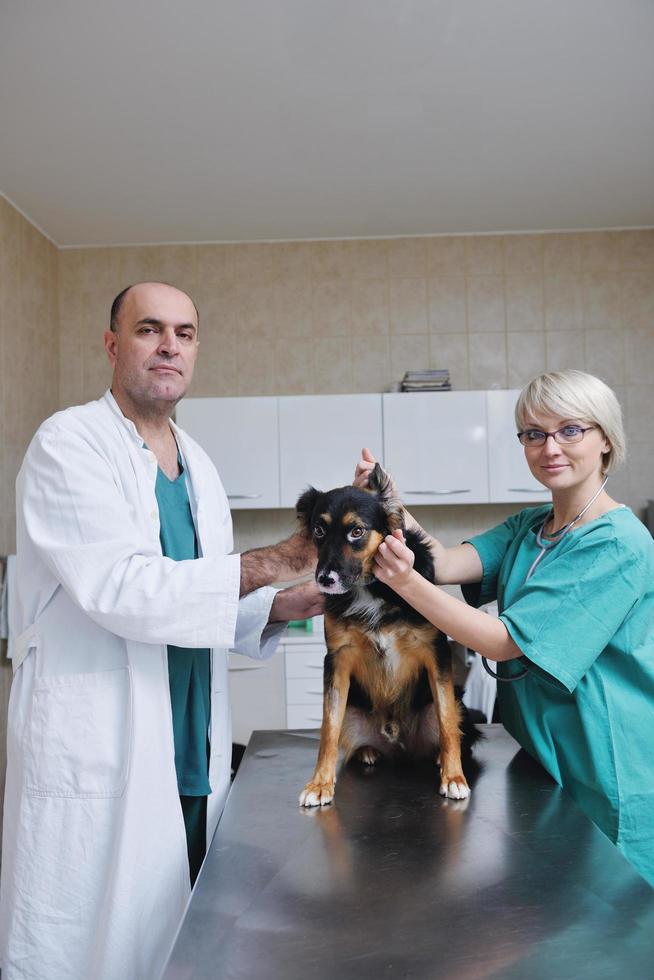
[268,581,324,623]
[240,529,317,596]
[353,446,377,488]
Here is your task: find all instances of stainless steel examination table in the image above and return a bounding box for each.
[161,726,654,980]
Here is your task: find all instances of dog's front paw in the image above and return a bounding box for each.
[439,774,471,800]
[355,746,380,766]
[299,778,335,807]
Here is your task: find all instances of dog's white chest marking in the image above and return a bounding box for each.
[374,631,402,676]
[346,589,385,627]
[344,590,403,673]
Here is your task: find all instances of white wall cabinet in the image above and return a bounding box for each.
[176,396,280,508]
[383,391,489,505]
[278,394,383,507]
[487,390,550,503]
[177,390,549,511]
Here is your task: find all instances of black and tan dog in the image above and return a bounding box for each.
[297,464,477,807]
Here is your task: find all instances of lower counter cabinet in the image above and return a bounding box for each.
[283,633,327,731]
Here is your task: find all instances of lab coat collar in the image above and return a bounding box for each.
[169,417,205,531]
[101,390,205,520]
[102,389,179,453]
[103,388,148,445]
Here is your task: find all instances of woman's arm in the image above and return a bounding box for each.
[424,539,484,586]
[354,448,483,586]
[375,530,524,663]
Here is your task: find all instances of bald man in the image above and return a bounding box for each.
[0,282,321,980]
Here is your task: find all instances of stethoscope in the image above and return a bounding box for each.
[481,476,609,682]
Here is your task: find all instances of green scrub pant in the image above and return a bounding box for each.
[180,795,207,887]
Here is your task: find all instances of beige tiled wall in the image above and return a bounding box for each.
[3,220,651,549]
[58,229,654,528]
[0,199,60,555]
[1,220,653,556]
[0,197,60,792]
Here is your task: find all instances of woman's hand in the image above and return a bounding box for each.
[354,448,402,502]
[353,447,377,488]
[374,528,416,592]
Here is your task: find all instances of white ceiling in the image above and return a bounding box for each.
[1,0,653,247]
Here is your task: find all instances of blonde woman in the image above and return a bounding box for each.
[356,371,654,886]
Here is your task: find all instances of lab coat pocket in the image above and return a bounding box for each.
[24,666,133,798]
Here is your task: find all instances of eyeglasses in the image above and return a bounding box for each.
[517,425,596,447]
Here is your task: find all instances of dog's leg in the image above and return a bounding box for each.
[299,651,351,806]
[425,639,470,800]
[354,746,381,766]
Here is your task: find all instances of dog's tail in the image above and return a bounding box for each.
[455,687,486,758]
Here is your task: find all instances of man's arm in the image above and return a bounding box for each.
[21,424,242,649]
[240,530,316,596]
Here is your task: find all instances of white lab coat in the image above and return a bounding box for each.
[0,391,283,980]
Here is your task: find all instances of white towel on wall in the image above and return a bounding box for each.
[0,554,16,659]
[462,651,497,723]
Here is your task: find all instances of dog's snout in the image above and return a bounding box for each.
[316,566,348,595]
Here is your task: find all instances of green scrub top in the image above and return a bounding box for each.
[155,462,211,798]
[464,504,654,887]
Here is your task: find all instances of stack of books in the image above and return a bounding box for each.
[400,369,451,392]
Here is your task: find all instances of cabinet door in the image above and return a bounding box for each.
[287,705,324,729]
[487,390,550,503]
[285,646,326,678]
[176,397,279,508]
[228,654,286,745]
[382,392,489,504]
[278,395,383,507]
[286,677,325,704]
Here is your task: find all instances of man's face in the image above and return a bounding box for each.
[104,283,199,410]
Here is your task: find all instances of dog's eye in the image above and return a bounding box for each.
[349,527,365,540]
[313,525,325,539]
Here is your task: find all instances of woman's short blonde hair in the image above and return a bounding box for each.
[515,370,626,475]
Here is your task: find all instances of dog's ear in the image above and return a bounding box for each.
[367,463,404,531]
[296,486,320,531]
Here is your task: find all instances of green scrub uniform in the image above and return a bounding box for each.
[155,460,211,887]
[464,504,654,886]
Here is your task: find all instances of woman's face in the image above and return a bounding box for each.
[521,410,610,494]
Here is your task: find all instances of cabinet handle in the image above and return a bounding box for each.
[402,489,470,496]
[507,488,545,494]
[227,493,262,500]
